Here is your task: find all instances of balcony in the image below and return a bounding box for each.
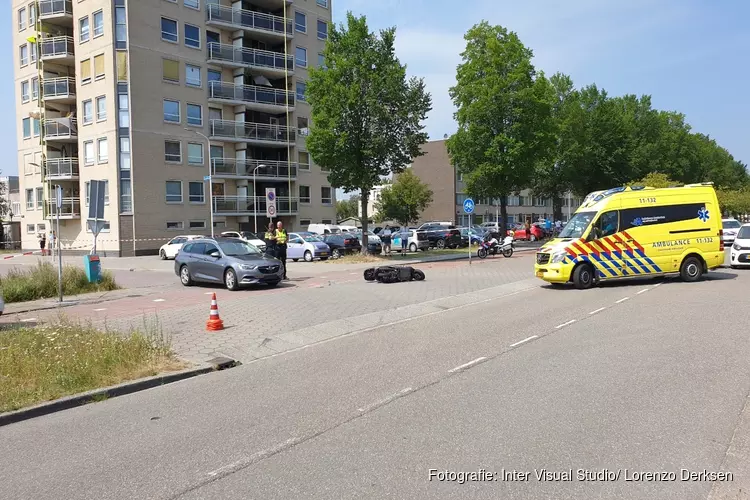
[44,158,79,180]
[40,36,75,65]
[209,120,295,146]
[38,0,73,26]
[211,158,298,180]
[42,77,76,103]
[207,43,293,78]
[206,4,293,42]
[46,198,81,219]
[208,81,294,113]
[43,117,77,142]
[213,196,298,216]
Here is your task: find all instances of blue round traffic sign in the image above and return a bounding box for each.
[463,198,475,214]
[267,191,275,201]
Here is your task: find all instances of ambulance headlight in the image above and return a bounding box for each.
[551,252,567,264]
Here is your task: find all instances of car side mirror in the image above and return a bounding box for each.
[209,250,221,258]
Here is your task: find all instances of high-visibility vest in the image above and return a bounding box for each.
[276,229,287,245]
[265,231,275,241]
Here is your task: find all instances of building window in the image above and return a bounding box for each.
[115,7,127,43]
[189,220,206,230]
[166,181,183,203]
[165,140,182,162]
[18,7,26,31]
[321,186,332,205]
[79,16,90,43]
[317,20,328,40]
[26,224,35,234]
[93,10,104,37]
[321,219,332,225]
[167,221,184,230]
[25,189,34,209]
[299,185,311,204]
[295,11,306,32]
[84,140,95,165]
[116,52,128,81]
[94,54,105,80]
[161,17,178,43]
[97,138,108,163]
[96,96,107,121]
[29,3,36,26]
[21,80,30,102]
[318,53,325,68]
[120,179,132,213]
[299,219,311,228]
[85,222,111,233]
[184,23,201,49]
[295,46,307,67]
[207,69,221,85]
[297,116,309,135]
[32,118,40,137]
[19,45,28,67]
[120,137,130,170]
[163,59,179,83]
[80,58,91,84]
[298,151,310,170]
[163,99,180,123]
[185,0,199,9]
[82,99,93,124]
[187,143,203,165]
[118,94,130,127]
[188,182,204,203]
[29,42,37,63]
[186,103,202,126]
[296,82,307,102]
[186,64,201,87]
[36,187,43,210]
[316,0,328,7]
[12,202,21,217]
[31,77,38,99]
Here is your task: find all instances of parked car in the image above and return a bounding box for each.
[511,224,544,241]
[392,228,430,252]
[730,223,750,268]
[350,229,383,254]
[159,235,203,260]
[460,227,484,245]
[175,237,283,290]
[0,290,4,316]
[418,223,462,249]
[308,223,342,235]
[323,233,362,258]
[722,218,742,245]
[220,231,267,253]
[287,232,331,262]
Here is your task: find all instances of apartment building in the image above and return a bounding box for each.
[13,0,335,255]
[409,139,582,226]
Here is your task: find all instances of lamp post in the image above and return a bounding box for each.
[253,163,266,233]
[186,129,214,237]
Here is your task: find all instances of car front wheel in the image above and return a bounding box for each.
[304,250,313,262]
[179,265,192,286]
[224,269,239,291]
[332,249,341,259]
[436,239,445,249]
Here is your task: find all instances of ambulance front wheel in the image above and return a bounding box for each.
[680,255,704,282]
[572,263,595,290]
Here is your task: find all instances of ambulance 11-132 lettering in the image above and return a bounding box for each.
[639,197,657,204]
[652,237,714,248]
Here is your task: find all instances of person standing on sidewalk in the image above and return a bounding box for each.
[264,222,277,258]
[276,221,288,280]
[381,225,392,256]
[49,230,56,258]
[400,226,409,256]
[38,231,47,256]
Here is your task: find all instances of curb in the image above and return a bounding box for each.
[0,357,239,427]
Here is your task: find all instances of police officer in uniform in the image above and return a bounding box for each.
[264,222,277,258]
[276,220,288,280]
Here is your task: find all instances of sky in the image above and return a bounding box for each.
[3,0,748,188]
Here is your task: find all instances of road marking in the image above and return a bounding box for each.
[93,308,107,312]
[555,320,576,329]
[206,437,301,478]
[20,318,37,322]
[448,357,488,373]
[153,299,166,302]
[204,292,214,295]
[636,288,649,295]
[653,282,662,288]
[615,297,630,304]
[589,307,606,315]
[358,387,413,412]
[510,335,539,347]
[349,272,357,275]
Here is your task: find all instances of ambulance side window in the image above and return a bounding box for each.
[591,210,619,239]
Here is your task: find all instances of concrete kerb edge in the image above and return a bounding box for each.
[0,360,234,427]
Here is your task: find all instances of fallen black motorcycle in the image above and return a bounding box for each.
[363,265,426,283]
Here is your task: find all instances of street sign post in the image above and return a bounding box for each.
[266,188,277,220]
[55,185,63,302]
[464,198,474,264]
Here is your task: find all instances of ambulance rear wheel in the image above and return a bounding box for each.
[680,256,703,282]
[572,263,595,290]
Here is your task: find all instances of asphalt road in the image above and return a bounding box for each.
[1,264,749,499]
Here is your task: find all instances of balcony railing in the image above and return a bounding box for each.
[211,158,298,178]
[45,158,79,179]
[42,77,75,99]
[46,198,81,218]
[209,120,295,144]
[40,36,75,60]
[43,117,77,139]
[208,81,295,108]
[207,43,293,73]
[213,196,298,215]
[206,4,293,37]
[38,0,73,18]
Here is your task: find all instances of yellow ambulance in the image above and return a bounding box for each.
[534,183,725,289]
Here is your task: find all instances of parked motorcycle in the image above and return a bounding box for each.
[477,235,515,259]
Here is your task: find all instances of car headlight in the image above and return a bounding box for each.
[733,243,741,251]
[239,264,257,271]
[551,252,567,263]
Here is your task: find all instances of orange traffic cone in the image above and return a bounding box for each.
[206,293,224,331]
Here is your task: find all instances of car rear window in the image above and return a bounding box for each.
[182,243,193,253]
[190,243,206,254]
[723,220,741,229]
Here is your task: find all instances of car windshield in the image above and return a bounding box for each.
[239,231,261,240]
[301,234,323,242]
[559,212,597,239]
[218,241,261,256]
[723,220,741,229]
[737,226,750,239]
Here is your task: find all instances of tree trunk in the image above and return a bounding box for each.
[500,195,508,235]
[552,194,563,221]
[360,188,369,255]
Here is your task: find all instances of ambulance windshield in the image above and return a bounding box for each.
[559,212,597,239]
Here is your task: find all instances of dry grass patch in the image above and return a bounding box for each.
[0,317,186,413]
[0,261,119,303]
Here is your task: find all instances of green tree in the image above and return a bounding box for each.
[336,194,360,221]
[717,189,750,217]
[446,22,553,227]
[636,172,680,188]
[305,13,432,253]
[374,169,433,225]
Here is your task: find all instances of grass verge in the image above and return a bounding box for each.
[0,261,119,303]
[0,317,186,413]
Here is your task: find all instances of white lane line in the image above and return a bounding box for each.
[204,292,214,295]
[153,298,166,302]
[555,320,576,329]
[358,387,413,412]
[589,307,606,315]
[653,282,662,288]
[93,308,107,312]
[207,437,301,478]
[349,272,357,275]
[636,288,649,295]
[20,318,37,322]
[448,357,488,373]
[510,335,539,347]
[615,297,630,304]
